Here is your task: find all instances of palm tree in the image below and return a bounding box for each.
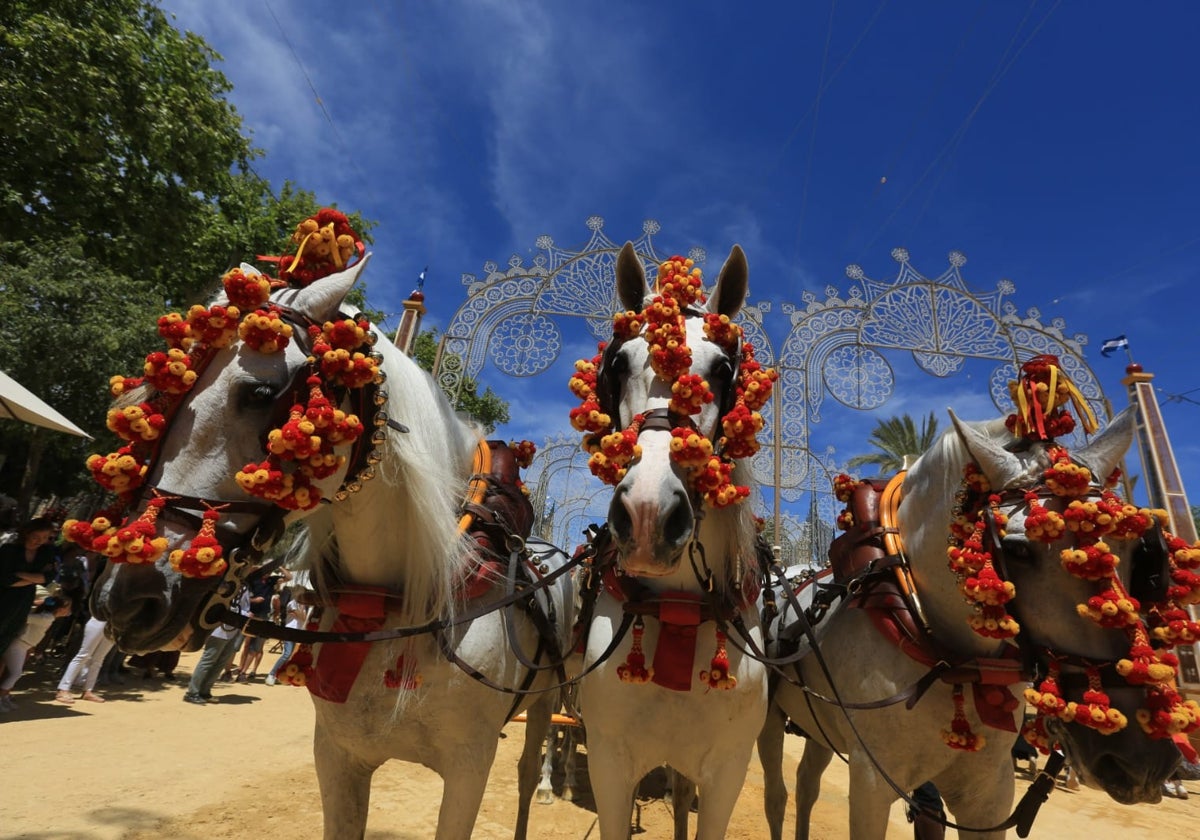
[845,412,940,475]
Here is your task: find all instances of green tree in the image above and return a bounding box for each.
[0,2,379,517]
[0,240,164,514]
[0,1,258,301]
[846,412,940,475]
[411,330,510,434]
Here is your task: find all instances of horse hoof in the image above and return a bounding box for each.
[536,789,554,805]
[563,787,576,803]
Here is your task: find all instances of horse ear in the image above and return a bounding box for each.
[1073,406,1136,482]
[616,242,648,313]
[706,244,748,319]
[948,409,1025,490]
[290,255,371,324]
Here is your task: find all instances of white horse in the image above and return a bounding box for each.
[91,257,575,840]
[578,243,769,839]
[760,407,1187,839]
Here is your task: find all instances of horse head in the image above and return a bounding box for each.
[91,259,372,653]
[938,407,1186,803]
[601,242,752,579]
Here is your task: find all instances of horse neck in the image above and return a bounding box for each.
[900,437,1000,653]
[327,345,478,627]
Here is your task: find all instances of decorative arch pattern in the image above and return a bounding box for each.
[434,220,1108,550]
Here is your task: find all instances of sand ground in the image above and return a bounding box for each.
[2,650,1196,839]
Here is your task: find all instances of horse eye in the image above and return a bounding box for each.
[709,357,734,390]
[609,352,629,378]
[238,383,278,412]
[1001,537,1036,564]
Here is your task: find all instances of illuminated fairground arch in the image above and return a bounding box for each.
[435,220,1109,562]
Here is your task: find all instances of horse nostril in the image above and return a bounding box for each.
[114,592,169,633]
[661,488,693,548]
[609,485,633,543]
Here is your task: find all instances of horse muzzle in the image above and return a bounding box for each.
[608,482,692,575]
[1051,719,1181,804]
[91,561,214,654]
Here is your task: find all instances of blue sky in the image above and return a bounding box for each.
[159,1,1200,530]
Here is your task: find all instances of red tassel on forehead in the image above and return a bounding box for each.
[1063,668,1127,735]
[1024,659,1068,719]
[96,498,169,565]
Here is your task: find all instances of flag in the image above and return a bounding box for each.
[1100,335,1129,357]
[417,266,428,289]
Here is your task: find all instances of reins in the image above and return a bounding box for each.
[706,470,1072,836]
[207,544,586,645]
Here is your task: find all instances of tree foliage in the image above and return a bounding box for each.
[0,1,378,517]
[0,1,254,300]
[411,330,511,434]
[846,412,941,475]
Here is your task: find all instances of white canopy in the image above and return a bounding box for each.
[0,369,92,438]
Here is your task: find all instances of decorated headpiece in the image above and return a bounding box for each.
[65,210,375,577]
[568,255,777,508]
[1005,354,1098,441]
[832,388,1200,753]
[945,451,1200,752]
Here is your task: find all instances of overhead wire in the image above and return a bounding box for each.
[262,0,373,198]
[792,0,839,261]
[856,0,1063,260]
[744,0,890,207]
[902,0,1062,240]
[845,0,988,251]
[1092,232,1200,286]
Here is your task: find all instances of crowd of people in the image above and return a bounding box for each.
[0,514,307,714]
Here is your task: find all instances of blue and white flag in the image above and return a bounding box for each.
[1100,335,1129,357]
[417,266,428,289]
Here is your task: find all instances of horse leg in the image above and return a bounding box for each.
[846,757,895,840]
[314,724,379,840]
[588,745,640,840]
[937,761,1013,840]
[515,692,555,839]
[757,705,788,840]
[692,747,756,840]
[536,723,558,805]
[666,768,696,840]
[561,724,579,802]
[436,743,500,840]
[561,685,582,802]
[794,739,833,840]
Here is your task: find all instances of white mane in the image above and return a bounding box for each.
[313,329,480,631]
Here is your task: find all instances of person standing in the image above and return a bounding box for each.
[55,616,117,704]
[182,586,250,705]
[0,594,72,711]
[265,588,309,685]
[0,518,58,682]
[234,565,287,682]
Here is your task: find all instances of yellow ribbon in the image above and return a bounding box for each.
[290,223,344,272]
[1014,380,1031,437]
[1061,375,1098,434]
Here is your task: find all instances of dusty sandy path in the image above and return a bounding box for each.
[2,651,1196,838]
